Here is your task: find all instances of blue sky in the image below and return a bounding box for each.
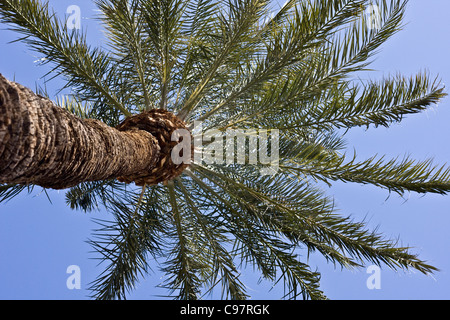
[1,0,450,300]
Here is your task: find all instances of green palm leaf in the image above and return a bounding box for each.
[0,0,447,300]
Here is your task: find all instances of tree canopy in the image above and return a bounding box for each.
[0,0,448,300]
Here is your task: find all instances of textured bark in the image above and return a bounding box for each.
[116,109,191,186]
[0,74,189,189]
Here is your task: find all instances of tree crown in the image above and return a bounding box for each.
[0,0,447,300]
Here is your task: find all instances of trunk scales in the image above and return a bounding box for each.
[0,74,189,189]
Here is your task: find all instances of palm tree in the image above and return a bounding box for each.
[0,0,448,300]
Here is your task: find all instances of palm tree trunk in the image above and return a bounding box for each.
[0,74,188,189]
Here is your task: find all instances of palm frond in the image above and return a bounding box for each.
[0,184,34,204]
[0,0,130,119]
[95,0,157,111]
[87,184,166,300]
[1,0,447,300]
[296,73,447,130]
